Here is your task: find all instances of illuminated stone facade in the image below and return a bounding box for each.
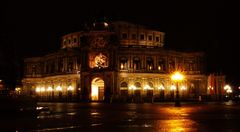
[22,21,212,102]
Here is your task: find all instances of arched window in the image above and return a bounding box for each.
[145,82,153,98]
[158,59,165,71]
[32,65,36,76]
[169,59,175,71]
[68,38,71,44]
[120,82,128,99]
[146,57,153,70]
[133,82,141,98]
[119,57,128,70]
[63,39,67,48]
[68,58,73,72]
[134,82,141,88]
[121,33,128,39]
[189,60,195,71]
[148,82,153,88]
[120,82,128,88]
[189,83,195,94]
[133,57,141,70]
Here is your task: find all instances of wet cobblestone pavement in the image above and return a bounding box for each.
[1,102,240,131]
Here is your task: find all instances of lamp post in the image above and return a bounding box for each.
[180,86,187,100]
[129,85,136,103]
[224,85,232,100]
[67,85,74,101]
[56,86,62,101]
[171,71,184,107]
[158,85,165,101]
[47,86,53,100]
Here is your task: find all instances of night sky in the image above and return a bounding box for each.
[0,0,239,88]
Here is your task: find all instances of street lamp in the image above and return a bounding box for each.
[171,71,184,107]
[158,85,165,101]
[47,86,53,100]
[224,84,232,100]
[67,85,74,101]
[56,86,62,100]
[129,85,136,103]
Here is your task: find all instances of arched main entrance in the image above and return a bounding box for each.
[91,77,104,101]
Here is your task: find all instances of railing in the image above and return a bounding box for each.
[119,69,166,73]
[24,70,79,78]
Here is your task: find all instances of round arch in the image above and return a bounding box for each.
[91,77,105,101]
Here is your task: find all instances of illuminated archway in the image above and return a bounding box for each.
[91,77,104,101]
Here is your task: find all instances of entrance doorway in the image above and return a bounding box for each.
[91,77,104,101]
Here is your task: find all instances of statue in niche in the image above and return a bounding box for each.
[94,53,107,68]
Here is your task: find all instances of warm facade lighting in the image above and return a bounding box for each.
[36,87,41,92]
[224,85,231,90]
[40,87,45,92]
[15,87,21,91]
[144,85,152,90]
[120,63,124,69]
[158,85,165,90]
[128,85,136,90]
[21,21,223,103]
[149,66,152,70]
[94,53,107,68]
[171,71,184,82]
[103,22,108,27]
[226,89,232,93]
[56,86,62,91]
[208,86,214,90]
[47,86,53,91]
[91,85,98,101]
[224,85,232,93]
[170,71,184,107]
[180,86,187,90]
[170,85,176,90]
[67,86,74,91]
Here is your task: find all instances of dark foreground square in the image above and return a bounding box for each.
[1,102,240,131]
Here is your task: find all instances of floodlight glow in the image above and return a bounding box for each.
[171,71,184,81]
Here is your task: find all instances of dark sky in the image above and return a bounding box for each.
[0,0,239,87]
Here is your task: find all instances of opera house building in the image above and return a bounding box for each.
[21,20,224,102]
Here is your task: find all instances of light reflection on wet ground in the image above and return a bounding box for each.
[1,102,240,131]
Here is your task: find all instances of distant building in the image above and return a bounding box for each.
[207,73,226,100]
[21,20,221,102]
[0,79,4,90]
